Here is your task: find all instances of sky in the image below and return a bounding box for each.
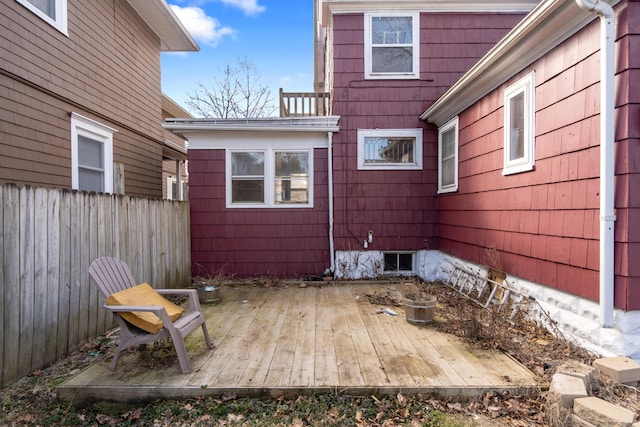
[161,0,315,116]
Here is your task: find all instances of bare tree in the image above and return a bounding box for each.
[186,57,277,118]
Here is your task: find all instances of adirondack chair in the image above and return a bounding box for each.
[88,257,213,374]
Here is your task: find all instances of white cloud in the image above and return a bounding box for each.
[217,0,265,16]
[170,5,235,46]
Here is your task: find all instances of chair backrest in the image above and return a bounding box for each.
[89,257,137,298]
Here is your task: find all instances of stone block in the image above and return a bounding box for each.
[556,360,596,392]
[593,356,640,385]
[570,414,597,427]
[549,373,588,408]
[573,397,634,427]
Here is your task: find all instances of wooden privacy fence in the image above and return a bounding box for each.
[0,184,191,387]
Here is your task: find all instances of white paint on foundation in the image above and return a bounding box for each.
[333,249,640,361]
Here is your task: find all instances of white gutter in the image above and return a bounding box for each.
[574,0,616,327]
[328,132,336,273]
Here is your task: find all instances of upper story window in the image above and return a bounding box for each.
[227,149,312,208]
[357,129,423,170]
[364,12,420,80]
[16,0,68,35]
[438,116,459,193]
[503,72,535,175]
[71,113,115,193]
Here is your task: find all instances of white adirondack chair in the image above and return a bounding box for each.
[88,257,213,374]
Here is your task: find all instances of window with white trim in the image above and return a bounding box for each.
[503,72,535,175]
[16,0,68,35]
[364,12,419,79]
[384,252,414,275]
[438,116,459,193]
[167,177,186,200]
[357,129,422,170]
[227,149,312,208]
[71,113,115,193]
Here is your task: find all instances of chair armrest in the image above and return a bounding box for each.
[156,289,202,312]
[104,304,166,313]
[103,304,174,325]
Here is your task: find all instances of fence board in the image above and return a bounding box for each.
[32,188,48,370]
[87,194,98,340]
[78,193,90,343]
[3,185,20,384]
[0,184,192,386]
[0,185,5,386]
[57,190,71,361]
[18,186,35,376]
[45,189,61,364]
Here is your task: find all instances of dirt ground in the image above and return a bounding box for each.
[1,279,639,426]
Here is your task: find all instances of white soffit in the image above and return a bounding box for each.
[321,0,539,24]
[126,0,198,52]
[421,0,620,127]
[163,116,341,134]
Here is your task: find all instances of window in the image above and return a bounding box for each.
[503,72,535,175]
[357,129,422,170]
[438,117,459,193]
[16,0,68,35]
[71,113,115,193]
[364,12,419,79]
[227,149,312,208]
[384,252,414,274]
[167,177,187,200]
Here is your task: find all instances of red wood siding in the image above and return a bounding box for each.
[330,12,525,254]
[189,149,331,278]
[438,3,640,310]
[0,0,166,197]
[612,1,640,309]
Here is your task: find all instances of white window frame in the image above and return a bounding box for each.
[357,128,423,170]
[16,0,68,35]
[383,252,415,275]
[226,148,314,208]
[167,176,186,201]
[503,72,535,175]
[438,116,459,193]
[71,113,115,194]
[364,12,420,80]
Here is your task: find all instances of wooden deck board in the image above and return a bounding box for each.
[57,284,538,406]
[314,285,338,386]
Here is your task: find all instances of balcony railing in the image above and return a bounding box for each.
[279,88,331,117]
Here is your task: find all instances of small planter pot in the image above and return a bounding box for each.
[404,295,437,325]
[193,284,221,304]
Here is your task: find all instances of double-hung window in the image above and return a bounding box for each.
[16,0,68,35]
[364,12,419,79]
[357,129,422,170]
[228,149,312,208]
[71,113,115,193]
[438,117,459,193]
[503,72,535,175]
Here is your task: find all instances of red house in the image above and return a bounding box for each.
[167,0,640,360]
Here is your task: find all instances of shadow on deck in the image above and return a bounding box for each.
[57,283,537,406]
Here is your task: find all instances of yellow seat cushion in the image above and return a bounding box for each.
[105,282,185,334]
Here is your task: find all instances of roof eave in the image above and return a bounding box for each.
[420,0,618,127]
[126,0,199,52]
[163,116,341,134]
[322,0,538,21]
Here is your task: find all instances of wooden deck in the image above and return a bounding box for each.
[58,283,537,406]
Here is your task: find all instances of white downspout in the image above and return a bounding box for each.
[574,0,616,327]
[328,131,335,274]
